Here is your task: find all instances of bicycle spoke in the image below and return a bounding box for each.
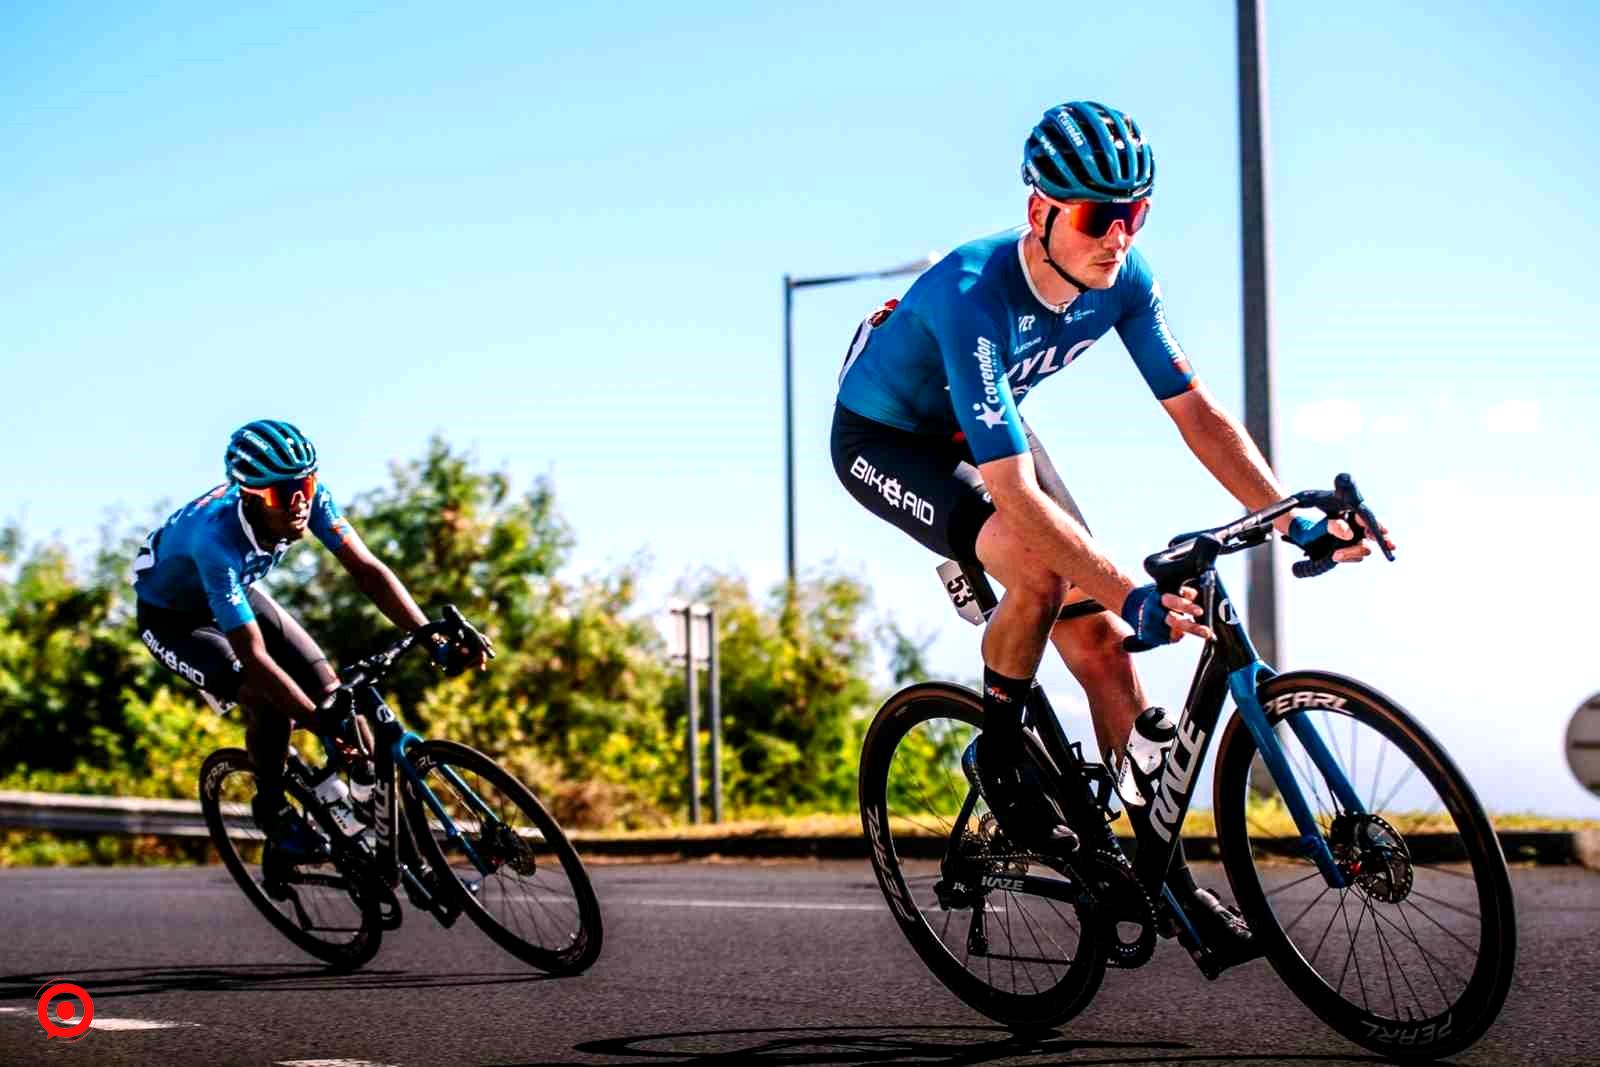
[1339,891,1371,1011]
[1010,896,1054,990]
[1373,762,1419,817]
[1394,899,1454,1005]
[1367,737,1389,815]
[1309,888,1346,967]
[1370,901,1473,992]
[1365,892,1402,1020]
[1411,862,1476,882]
[1266,868,1329,899]
[1281,884,1334,936]
[1398,894,1481,958]
[1000,892,1022,993]
[1407,886,1481,925]
[1373,899,1430,1020]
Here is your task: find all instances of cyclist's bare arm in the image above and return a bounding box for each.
[226,621,319,725]
[331,529,429,632]
[978,452,1208,638]
[1162,385,1393,559]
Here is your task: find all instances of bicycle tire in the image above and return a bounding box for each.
[859,682,1105,1030]
[199,748,383,970]
[400,739,603,974]
[1213,671,1516,1060]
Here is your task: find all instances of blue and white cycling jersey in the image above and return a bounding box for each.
[131,483,353,630]
[836,228,1197,463]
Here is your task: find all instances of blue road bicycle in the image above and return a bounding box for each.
[199,607,603,974]
[859,477,1515,1060]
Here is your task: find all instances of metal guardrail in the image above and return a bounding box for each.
[0,789,256,841]
[2,790,1595,868]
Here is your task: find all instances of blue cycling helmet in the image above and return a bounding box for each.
[1022,101,1154,202]
[225,419,318,487]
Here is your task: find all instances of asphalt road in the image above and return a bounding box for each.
[1,861,1594,1066]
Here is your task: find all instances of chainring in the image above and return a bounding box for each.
[1071,847,1158,968]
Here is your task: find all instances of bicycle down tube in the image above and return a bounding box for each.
[1141,566,1361,890]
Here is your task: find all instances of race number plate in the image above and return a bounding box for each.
[936,559,986,627]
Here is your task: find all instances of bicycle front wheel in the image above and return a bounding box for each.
[1213,671,1516,1061]
[859,682,1104,1031]
[199,748,383,969]
[400,739,603,974]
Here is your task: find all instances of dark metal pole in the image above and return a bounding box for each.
[707,606,722,824]
[783,275,796,587]
[781,256,935,588]
[684,607,701,825]
[1238,0,1279,668]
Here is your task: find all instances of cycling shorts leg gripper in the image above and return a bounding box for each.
[831,404,995,562]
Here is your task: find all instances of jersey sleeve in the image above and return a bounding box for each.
[309,483,355,554]
[195,541,255,631]
[1114,252,1197,400]
[924,276,1029,463]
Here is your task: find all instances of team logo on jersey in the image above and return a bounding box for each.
[1017,315,1036,333]
[971,338,1007,429]
[973,403,1007,429]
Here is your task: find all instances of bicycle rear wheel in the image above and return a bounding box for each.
[401,739,602,974]
[858,682,1104,1030]
[1213,671,1515,1061]
[199,748,383,969]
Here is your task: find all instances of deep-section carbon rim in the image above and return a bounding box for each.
[198,748,382,969]
[859,683,1104,1029]
[1215,672,1516,1060]
[401,739,602,974]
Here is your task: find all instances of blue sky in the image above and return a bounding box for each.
[3,3,1596,814]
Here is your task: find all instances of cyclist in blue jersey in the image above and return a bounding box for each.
[833,101,1393,970]
[133,420,488,867]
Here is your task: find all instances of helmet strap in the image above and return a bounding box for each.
[1040,206,1093,293]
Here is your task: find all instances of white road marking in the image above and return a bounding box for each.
[622,897,881,912]
[90,1017,200,1031]
[0,1006,197,1031]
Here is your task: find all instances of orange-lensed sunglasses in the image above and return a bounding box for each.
[239,474,317,510]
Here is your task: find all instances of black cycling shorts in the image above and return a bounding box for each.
[135,587,331,708]
[830,402,1088,563]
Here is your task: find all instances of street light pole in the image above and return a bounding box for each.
[783,274,796,587]
[783,255,939,585]
[1238,0,1280,668]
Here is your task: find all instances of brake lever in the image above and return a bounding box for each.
[1334,474,1395,563]
[442,603,497,661]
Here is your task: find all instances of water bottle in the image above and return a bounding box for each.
[1111,706,1178,809]
[312,768,364,838]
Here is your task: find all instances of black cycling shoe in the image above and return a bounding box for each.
[1170,885,1263,977]
[963,735,1080,858]
[252,796,330,861]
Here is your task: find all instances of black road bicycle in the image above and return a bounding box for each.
[859,477,1515,1061]
[199,607,603,974]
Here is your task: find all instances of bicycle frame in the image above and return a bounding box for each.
[352,685,505,890]
[1023,567,1364,900]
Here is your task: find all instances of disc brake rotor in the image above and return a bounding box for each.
[1331,812,1414,903]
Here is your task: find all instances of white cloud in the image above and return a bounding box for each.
[1485,399,1539,434]
[1371,414,1410,434]
[1292,398,1364,442]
